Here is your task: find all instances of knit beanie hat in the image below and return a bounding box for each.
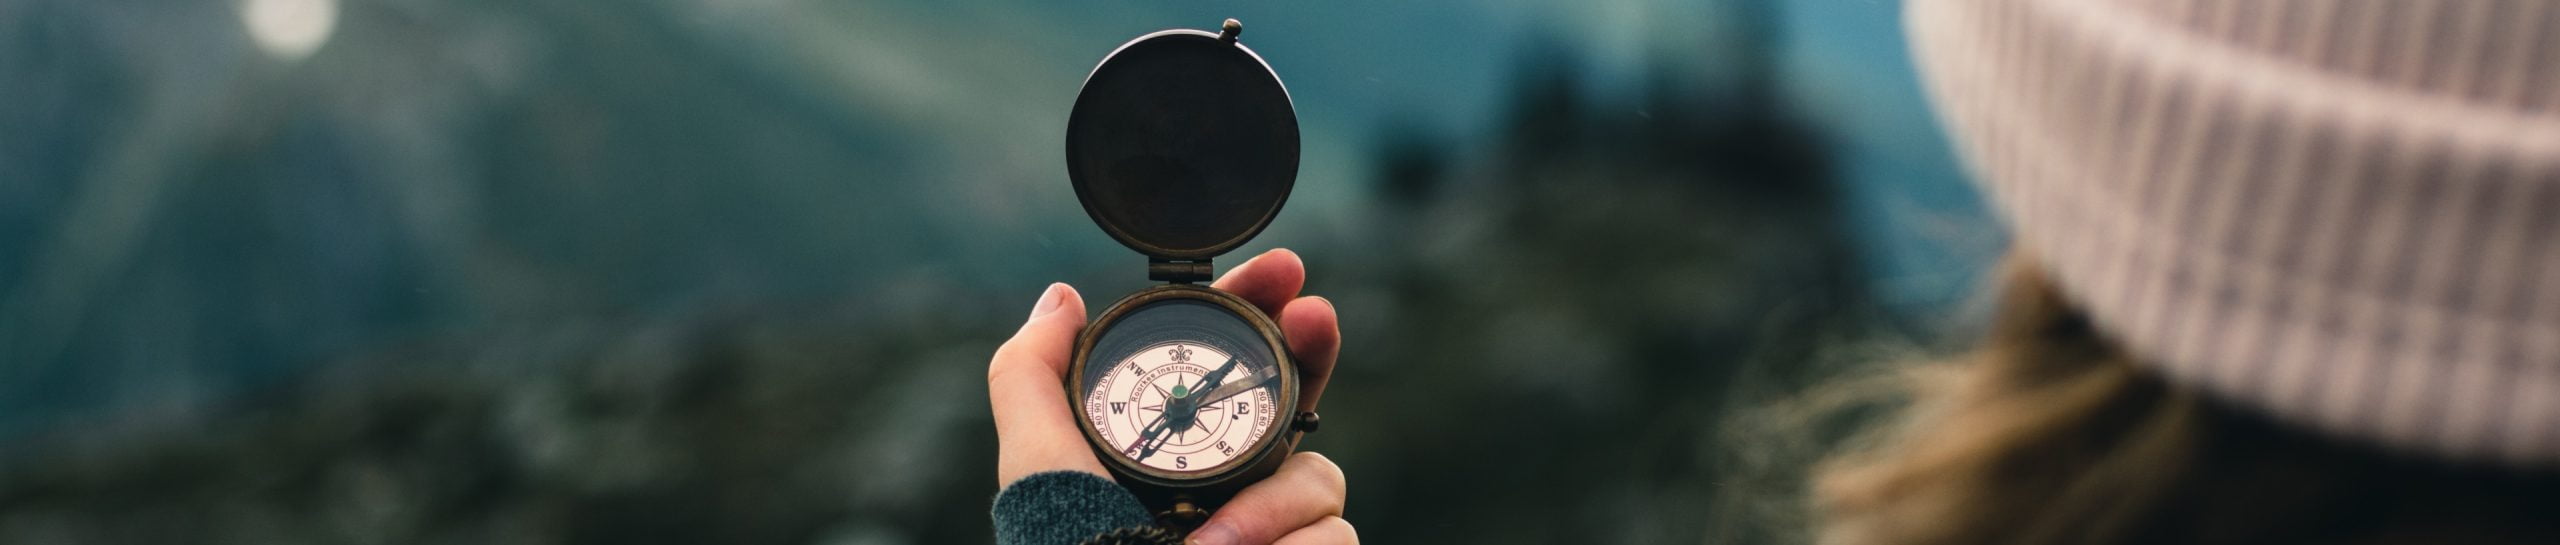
[1906,0,2560,467]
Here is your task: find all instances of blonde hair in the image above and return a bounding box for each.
[1805,259,2560,545]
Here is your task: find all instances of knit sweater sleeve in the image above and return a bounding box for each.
[991,471,1158,545]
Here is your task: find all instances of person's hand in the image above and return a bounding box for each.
[989,248,1354,544]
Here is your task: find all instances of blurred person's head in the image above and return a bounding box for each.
[1810,1,2560,543]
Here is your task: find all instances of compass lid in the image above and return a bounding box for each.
[1066,20,1298,263]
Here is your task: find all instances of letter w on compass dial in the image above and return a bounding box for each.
[1085,340,1282,473]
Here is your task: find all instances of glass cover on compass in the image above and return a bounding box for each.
[1079,298,1284,475]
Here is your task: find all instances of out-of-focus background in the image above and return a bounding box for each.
[0,0,2005,543]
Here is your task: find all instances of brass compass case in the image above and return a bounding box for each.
[1071,285,1299,510]
[1060,20,1312,520]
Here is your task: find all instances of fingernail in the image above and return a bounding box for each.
[1186,522,1238,545]
[1028,283,1067,319]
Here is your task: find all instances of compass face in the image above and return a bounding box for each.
[1087,341,1280,473]
[1076,296,1288,477]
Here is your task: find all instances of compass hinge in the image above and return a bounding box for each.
[1148,259,1213,283]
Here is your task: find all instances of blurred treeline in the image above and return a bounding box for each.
[0,1,1973,544]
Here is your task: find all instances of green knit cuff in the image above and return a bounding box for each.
[991,471,1155,545]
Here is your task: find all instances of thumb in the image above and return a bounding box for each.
[990,283,1108,485]
[1188,452,1348,545]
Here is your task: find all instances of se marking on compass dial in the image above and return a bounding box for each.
[1086,341,1280,473]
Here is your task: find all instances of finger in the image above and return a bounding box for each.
[990,283,1107,485]
[1188,452,1347,545]
[1279,296,1339,414]
[1211,248,1306,317]
[1270,517,1357,545]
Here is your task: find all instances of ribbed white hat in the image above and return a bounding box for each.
[1906,0,2560,466]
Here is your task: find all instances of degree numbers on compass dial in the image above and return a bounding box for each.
[1084,340,1281,474]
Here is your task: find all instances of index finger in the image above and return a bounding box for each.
[1211,248,1306,316]
[1278,296,1339,414]
[1213,249,1337,413]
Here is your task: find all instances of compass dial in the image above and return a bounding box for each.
[1086,340,1281,473]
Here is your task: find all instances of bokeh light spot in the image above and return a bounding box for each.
[239,0,337,62]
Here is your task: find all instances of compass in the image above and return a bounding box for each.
[1062,19,1318,525]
